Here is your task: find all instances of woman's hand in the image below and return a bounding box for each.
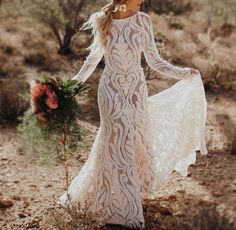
[71,76,83,84]
[190,68,200,76]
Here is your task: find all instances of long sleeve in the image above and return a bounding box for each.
[72,30,104,84]
[141,13,191,80]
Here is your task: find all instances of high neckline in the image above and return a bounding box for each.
[112,11,139,22]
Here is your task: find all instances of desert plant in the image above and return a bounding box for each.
[198,28,220,62]
[40,198,106,230]
[0,0,87,54]
[23,0,85,55]
[164,13,184,30]
[197,28,221,90]
[0,78,29,122]
[205,0,236,26]
[142,0,191,15]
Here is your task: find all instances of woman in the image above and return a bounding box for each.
[59,0,208,229]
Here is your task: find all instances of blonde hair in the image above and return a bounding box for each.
[79,0,127,51]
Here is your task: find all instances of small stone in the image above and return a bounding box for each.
[23,200,30,208]
[187,172,192,177]
[1,157,8,161]
[44,184,52,188]
[29,184,37,188]
[177,189,186,194]
[174,211,184,217]
[213,191,223,197]
[0,199,14,208]
[158,206,172,216]
[199,181,206,185]
[18,212,27,218]
[168,195,177,201]
[12,195,21,201]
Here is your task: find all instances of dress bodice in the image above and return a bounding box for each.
[72,11,191,83]
[104,12,143,74]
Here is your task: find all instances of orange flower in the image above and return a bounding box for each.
[45,93,58,109]
[30,81,58,113]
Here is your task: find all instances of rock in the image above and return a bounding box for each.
[44,184,52,188]
[213,191,223,197]
[168,195,177,202]
[0,199,14,208]
[23,200,30,208]
[18,212,27,218]
[174,211,184,217]
[29,184,37,188]
[12,195,21,201]
[177,189,186,194]
[157,206,172,216]
[1,157,8,161]
[199,181,206,185]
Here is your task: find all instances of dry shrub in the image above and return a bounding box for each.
[0,78,29,122]
[24,51,47,67]
[23,50,66,72]
[0,40,24,78]
[143,0,192,15]
[195,27,236,92]
[21,31,52,51]
[164,14,184,30]
[40,197,106,230]
[0,59,24,78]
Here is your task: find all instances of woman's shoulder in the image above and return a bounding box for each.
[137,11,152,26]
[138,11,151,20]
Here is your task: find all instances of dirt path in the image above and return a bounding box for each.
[0,92,236,230]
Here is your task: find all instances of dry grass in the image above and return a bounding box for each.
[40,197,106,230]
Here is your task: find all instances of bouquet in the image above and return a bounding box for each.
[30,75,88,126]
[17,74,89,162]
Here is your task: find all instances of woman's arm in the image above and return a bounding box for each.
[72,30,104,84]
[141,13,192,80]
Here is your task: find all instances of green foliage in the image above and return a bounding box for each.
[17,107,81,163]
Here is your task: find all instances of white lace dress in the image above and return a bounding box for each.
[59,11,208,229]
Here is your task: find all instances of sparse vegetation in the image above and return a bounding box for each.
[204,0,236,26]
[40,199,106,230]
[143,0,192,15]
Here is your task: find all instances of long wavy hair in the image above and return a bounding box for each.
[79,0,127,51]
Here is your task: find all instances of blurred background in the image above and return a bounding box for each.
[0,0,235,229]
